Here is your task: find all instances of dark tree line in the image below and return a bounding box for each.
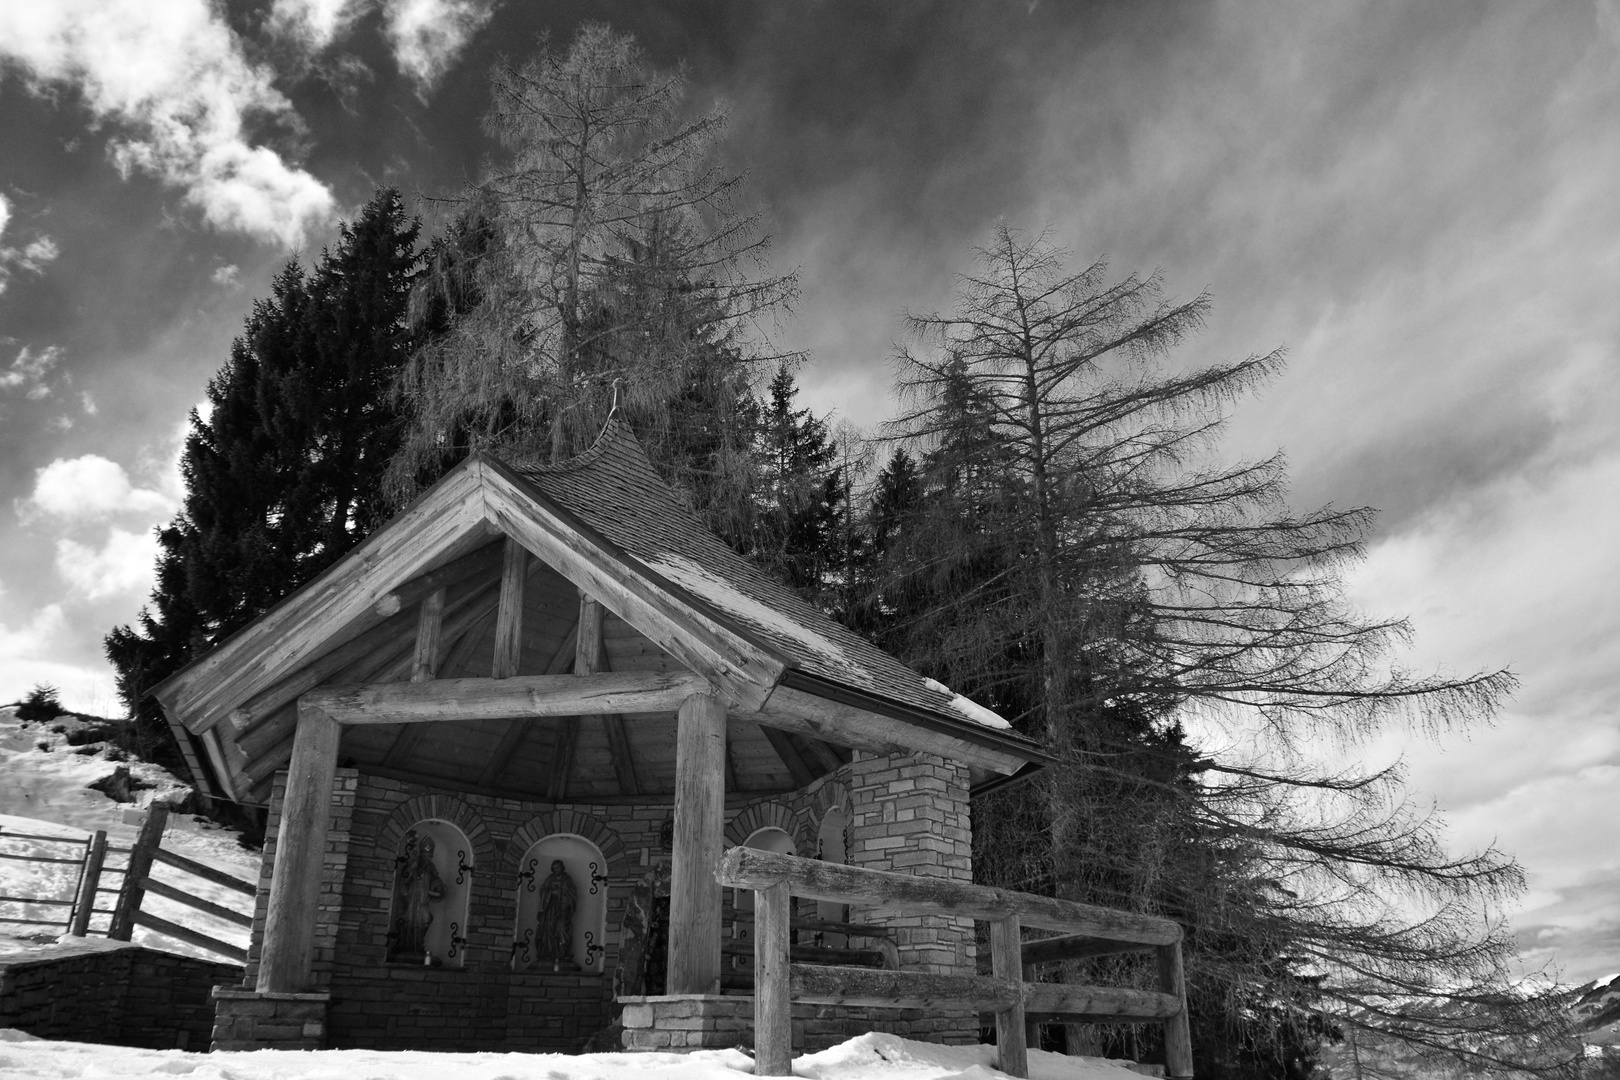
[105,24,1582,1080]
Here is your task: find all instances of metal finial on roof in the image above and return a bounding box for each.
[597,378,623,444]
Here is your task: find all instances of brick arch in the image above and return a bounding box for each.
[726,800,811,855]
[503,810,627,881]
[806,777,851,824]
[377,793,495,869]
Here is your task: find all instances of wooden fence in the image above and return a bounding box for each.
[717,846,1194,1080]
[0,806,255,963]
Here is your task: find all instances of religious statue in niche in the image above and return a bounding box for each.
[534,859,579,971]
[390,831,446,961]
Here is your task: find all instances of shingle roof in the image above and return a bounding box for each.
[511,420,1015,735]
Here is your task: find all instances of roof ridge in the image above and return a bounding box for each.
[520,417,638,476]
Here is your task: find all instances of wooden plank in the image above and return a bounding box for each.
[257,700,340,994]
[668,691,727,994]
[109,804,168,941]
[716,847,1183,943]
[1022,983,1182,1021]
[374,539,505,619]
[132,910,247,963]
[411,587,446,682]
[492,536,528,678]
[440,609,495,678]
[1022,932,1155,966]
[789,964,1020,1010]
[582,593,642,798]
[68,830,106,936]
[382,724,430,768]
[140,877,253,928]
[304,670,713,725]
[480,458,787,710]
[480,623,577,786]
[754,881,792,1076]
[801,736,844,775]
[547,717,580,800]
[760,724,817,788]
[154,463,491,727]
[1158,942,1194,1078]
[151,848,257,896]
[992,915,1029,1078]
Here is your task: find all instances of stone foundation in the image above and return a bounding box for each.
[0,939,240,1050]
[211,988,330,1050]
[618,994,978,1054]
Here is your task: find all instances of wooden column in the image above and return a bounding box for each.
[492,537,527,679]
[109,804,167,940]
[991,914,1029,1078]
[256,700,341,994]
[410,586,445,682]
[70,829,108,936]
[754,881,793,1075]
[1158,941,1194,1079]
[668,689,726,994]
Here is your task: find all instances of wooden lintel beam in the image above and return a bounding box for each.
[492,537,528,679]
[303,670,711,726]
[760,724,817,789]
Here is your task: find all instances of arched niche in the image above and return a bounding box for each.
[385,819,474,968]
[815,806,851,945]
[511,834,609,975]
[731,826,796,954]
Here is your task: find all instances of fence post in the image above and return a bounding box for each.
[1157,941,1194,1079]
[109,803,168,940]
[754,881,793,1076]
[69,830,108,936]
[991,914,1028,1079]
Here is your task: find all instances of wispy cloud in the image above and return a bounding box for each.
[54,527,161,600]
[0,346,62,400]
[0,0,335,248]
[0,193,60,293]
[267,0,497,96]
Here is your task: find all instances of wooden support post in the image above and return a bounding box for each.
[256,701,341,994]
[410,586,445,682]
[754,881,793,1076]
[1158,941,1194,1079]
[70,830,108,936]
[991,914,1029,1078]
[109,804,168,940]
[492,537,527,678]
[669,690,726,994]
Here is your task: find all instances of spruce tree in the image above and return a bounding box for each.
[105,190,421,775]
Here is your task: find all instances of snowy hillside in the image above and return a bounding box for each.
[0,705,259,959]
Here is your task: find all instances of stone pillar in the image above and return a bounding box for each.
[667,691,726,994]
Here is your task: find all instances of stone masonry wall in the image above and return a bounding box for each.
[0,939,240,1049]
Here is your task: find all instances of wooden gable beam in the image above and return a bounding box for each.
[410,587,446,683]
[492,537,528,679]
[576,593,641,798]
[477,457,788,712]
[302,670,712,726]
[759,724,817,789]
[155,461,493,728]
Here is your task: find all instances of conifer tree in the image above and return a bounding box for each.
[870,224,1579,1077]
[105,190,421,774]
[389,24,795,541]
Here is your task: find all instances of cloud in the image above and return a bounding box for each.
[0,0,335,248]
[23,454,177,521]
[268,0,368,52]
[0,193,60,292]
[54,527,161,600]
[381,0,498,95]
[211,263,241,288]
[0,345,62,400]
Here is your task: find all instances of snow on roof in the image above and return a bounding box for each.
[922,678,1012,731]
[644,552,874,691]
[0,1030,1151,1079]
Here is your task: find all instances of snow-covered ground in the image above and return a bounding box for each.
[0,1029,1149,1080]
[0,705,260,958]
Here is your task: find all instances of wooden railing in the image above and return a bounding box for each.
[717,846,1194,1079]
[0,824,121,936]
[103,804,256,963]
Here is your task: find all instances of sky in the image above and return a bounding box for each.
[0,0,1616,986]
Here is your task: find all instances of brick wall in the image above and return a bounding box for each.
[0,939,240,1049]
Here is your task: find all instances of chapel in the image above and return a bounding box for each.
[151,421,1050,1053]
